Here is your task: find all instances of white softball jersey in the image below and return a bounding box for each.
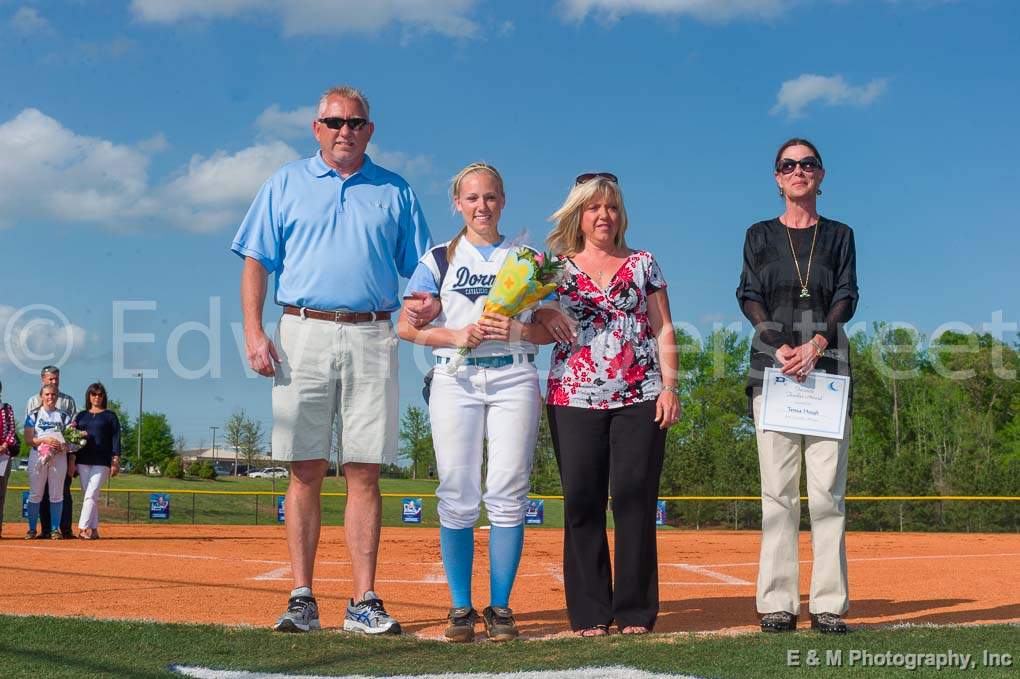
[418,240,540,360]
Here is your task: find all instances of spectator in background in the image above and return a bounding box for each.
[72,383,121,540]
[25,365,76,539]
[0,379,19,538]
[24,385,74,540]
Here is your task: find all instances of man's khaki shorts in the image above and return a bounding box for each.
[271,313,399,465]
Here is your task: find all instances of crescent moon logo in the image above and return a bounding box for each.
[828,381,840,392]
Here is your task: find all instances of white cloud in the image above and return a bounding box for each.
[0,304,88,371]
[130,0,479,38]
[10,6,53,34]
[0,108,151,228]
[770,73,888,118]
[0,108,431,234]
[558,0,790,23]
[255,105,316,140]
[366,143,432,180]
[157,141,300,233]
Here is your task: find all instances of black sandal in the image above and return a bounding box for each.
[576,625,609,637]
[760,611,797,632]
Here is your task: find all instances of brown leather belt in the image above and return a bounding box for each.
[283,306,391,323]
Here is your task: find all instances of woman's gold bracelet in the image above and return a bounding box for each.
[810,339,825,357]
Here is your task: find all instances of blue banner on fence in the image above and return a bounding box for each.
[22,491,29,518]
[656,500,666,526]
[525,499,544,525]
[149,493,170,520]
[401,497,422,524]
[276,496,285,522]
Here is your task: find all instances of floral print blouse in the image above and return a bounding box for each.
[547,250,667,409]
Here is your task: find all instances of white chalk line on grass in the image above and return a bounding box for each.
[171,666,705,679]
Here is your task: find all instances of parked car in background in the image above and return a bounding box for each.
[249,467,288,479]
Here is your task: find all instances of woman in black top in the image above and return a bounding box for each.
[72,383,121,539]
[736,139,858,634]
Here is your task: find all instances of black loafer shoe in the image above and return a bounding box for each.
[810,612,849,634]
[760,611,797,632]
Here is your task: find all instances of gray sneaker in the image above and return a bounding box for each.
[273,595,321,632]
[343,590,401,635]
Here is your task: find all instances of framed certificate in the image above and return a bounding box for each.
[760,367,850,440]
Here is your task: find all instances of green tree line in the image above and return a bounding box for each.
[400,325,1019,532]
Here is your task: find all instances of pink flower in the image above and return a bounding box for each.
[535,253,545,266]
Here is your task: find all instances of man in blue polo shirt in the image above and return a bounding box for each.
[232,85,437,635]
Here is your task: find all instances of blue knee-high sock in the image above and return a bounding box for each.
[28,502,41,533]
[49,501,63,533]
[440,526,474,608]
[488,523,524,608]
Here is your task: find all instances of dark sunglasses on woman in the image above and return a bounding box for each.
[776,157,822,174]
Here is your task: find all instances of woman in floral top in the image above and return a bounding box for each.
[539,173,679,636]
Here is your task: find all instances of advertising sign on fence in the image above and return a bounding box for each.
[401,497,422,524]
[276,496,285,522]
[525,499,544,525]
[22,491,29,518]
[656,500,667,526]
[149,493,170,520]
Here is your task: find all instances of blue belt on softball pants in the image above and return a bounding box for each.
[436,353,535,369]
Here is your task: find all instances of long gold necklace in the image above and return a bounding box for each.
[784,220,818,299]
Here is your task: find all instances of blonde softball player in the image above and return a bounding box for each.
[397,162,556,642]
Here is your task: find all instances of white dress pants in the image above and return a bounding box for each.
[429,362,540,529]
[77,464,110,529]
[27,450,67,503]
[753,395,850,615]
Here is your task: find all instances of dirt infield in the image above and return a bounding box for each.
[2,525,1018,638]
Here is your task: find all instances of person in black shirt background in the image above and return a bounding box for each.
[71,383,121,540]
[736,138,858,634]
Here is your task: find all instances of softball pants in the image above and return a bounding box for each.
[548,400,666,631]
[752,394,850,615]
[27,450,67,503]
[77,464,110,530]
[429,361,540,529]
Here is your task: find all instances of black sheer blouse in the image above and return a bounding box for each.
[736,217,859,413]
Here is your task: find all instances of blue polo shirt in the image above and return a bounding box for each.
[231,153,432,312]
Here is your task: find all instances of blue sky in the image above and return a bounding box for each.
[1,0,1017,449]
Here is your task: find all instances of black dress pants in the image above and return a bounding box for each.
[548,400,666,631]
[39,474,73,535]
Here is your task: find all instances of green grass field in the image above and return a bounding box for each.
[1,472,570,529]
[0,615,1015,678]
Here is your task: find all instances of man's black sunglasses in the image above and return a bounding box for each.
[575,172,618,186]
[776,157,822,174]
[317,116,369,131]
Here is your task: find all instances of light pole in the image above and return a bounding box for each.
[135,372,144,471]
[210,426,218,467]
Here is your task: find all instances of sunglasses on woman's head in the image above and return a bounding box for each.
[575,172,618,186]
[776,157,821,174]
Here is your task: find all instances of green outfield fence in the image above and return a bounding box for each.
[4,486,1018,532]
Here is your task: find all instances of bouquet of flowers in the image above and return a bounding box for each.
[63,425,86,453]
[36,431,66,471]
[444,248,564,374]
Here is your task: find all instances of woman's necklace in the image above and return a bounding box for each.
[784,220,818,299]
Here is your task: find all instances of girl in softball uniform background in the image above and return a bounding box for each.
[397,162,556,642]
[23,384,73,539]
